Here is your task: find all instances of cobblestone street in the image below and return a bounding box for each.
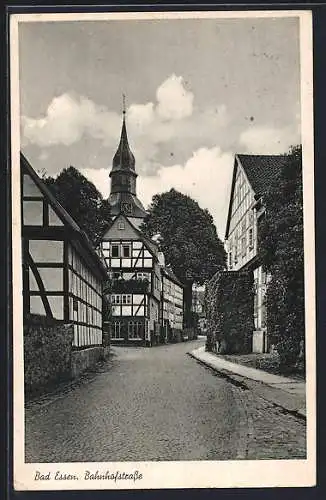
[25,340,306,463]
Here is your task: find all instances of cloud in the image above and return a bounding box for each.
[38,150,49,161]
[21,75,195,150]
[128,102,155,132]
[21,93,121,147]
[80,146,234,239]
[239,125,299,154]
[156,74,194,120]
[21,74,232,182]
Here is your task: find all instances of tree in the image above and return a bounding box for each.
[140,189,226,325]
[259,145,305,371]
[44,167,111,246]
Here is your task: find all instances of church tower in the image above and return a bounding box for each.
[108,100,147,228]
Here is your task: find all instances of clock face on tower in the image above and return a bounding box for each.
[121,202,133,215]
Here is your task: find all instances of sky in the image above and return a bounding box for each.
[18,15,301,239]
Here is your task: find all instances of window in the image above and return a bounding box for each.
[118,222,125,230]
[128,321,143,339]
[248,228,254,250]
[111,244,119,258]
[112,321,123,339]
[228,252,232,269]
[122,294,131,305]
[122,244,131,258]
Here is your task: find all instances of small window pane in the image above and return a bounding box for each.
[111,245,119,258]
[122,245,131,258]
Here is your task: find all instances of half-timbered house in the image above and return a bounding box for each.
[224,154,287,353]
[101,213,162,345]
[161,266,184,343]
[21,153,108,353]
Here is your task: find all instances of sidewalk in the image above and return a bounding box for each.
[188,346,306,419]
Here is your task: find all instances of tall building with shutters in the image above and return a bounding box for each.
[224,154,287,353]
[101,110,169,346]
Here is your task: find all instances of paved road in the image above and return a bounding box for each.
[25,340,306,463]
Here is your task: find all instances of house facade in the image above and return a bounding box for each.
[101,213,162,346]
[21,153,108,352]
[224,154,286,353]
[161,266,184,343]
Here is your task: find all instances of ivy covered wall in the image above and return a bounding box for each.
[205,270,254,354]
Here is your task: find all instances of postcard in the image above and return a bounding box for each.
[10,9,315,490]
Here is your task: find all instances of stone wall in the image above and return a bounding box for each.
[71,346,104,379]
[24,314,110,397]
[24,314,73,396]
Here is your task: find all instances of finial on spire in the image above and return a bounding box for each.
[122,93,126,116]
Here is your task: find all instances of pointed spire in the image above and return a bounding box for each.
[112,95,136,172]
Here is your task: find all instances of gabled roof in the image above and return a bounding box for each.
[225,153,287,240]
[21,152,108,278]
[101,212,159,258]
[237,154,287,197]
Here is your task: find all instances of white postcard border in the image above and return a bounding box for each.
[10,9,316,490]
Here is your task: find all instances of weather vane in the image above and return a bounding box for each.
[122,93,126,115]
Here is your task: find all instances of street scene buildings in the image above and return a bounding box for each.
[224,154,287,353]
[101,111,186,346]
[13,13,313,477]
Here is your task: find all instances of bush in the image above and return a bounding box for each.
[277,337,301,373]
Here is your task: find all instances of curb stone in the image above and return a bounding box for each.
[187,350,306,421]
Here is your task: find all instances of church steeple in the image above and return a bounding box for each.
[110,97,137,195]
[111,97,136,174]
[108,96,147,224]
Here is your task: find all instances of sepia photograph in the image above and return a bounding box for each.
[10,9,315,490]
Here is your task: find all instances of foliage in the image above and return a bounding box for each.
[111,278,150,294]
[45,166,111,246]
[259,145,305,371]
[205,270,254,354]
[140,189,226,324]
